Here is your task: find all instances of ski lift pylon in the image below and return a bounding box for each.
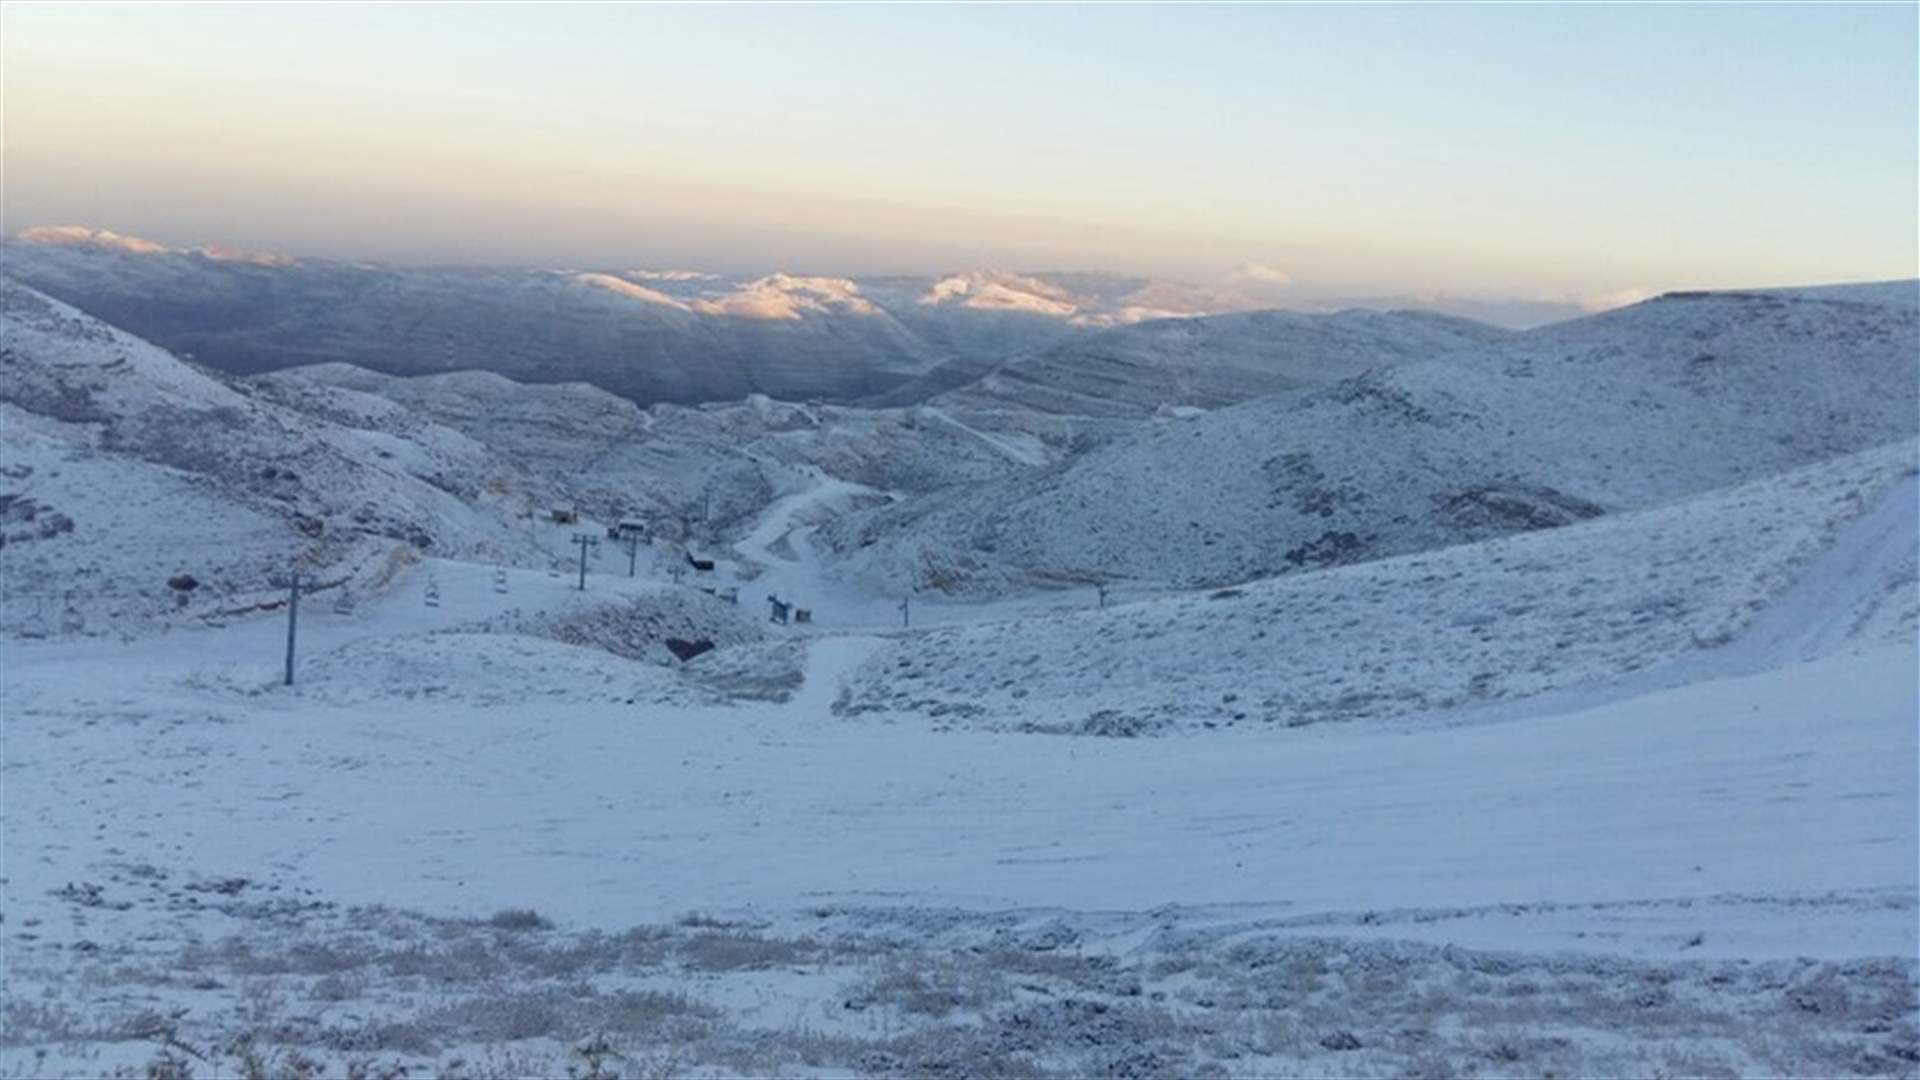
[23,598,50,639]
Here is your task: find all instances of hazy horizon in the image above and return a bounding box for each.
[3,3,1915,311]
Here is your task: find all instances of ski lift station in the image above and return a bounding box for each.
[607,519,648,541]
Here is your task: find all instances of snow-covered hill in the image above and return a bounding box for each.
[837,440,1918,733]
[823,283,1920,595]
[265,364,1067,546]
[0,280,541,634]
[928,307,1512,417]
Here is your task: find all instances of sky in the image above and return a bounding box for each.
[2,3,1915,306]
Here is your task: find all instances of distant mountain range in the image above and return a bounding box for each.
[3,226,1586,409]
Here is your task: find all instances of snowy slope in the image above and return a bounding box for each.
[5,443,1913,928]
[254,364,656,498]
[931,307,1512,418]
[824,282,1920,595]
[2,483,1913,1074]
[0,280,540,634]
[271,365,1073,543]
[835,441,1917,733]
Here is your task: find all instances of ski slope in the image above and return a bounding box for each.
[4,581,1913,961]
[916,406,1049,467]
[5,469,1915,1077]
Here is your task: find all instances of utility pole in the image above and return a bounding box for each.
[626,535,640,577]
[572,534,597,590]
[900,594,911,629]
[1097,583,1109,610]
[283,571,300,686]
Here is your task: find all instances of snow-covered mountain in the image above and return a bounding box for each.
[0,233,1170,407]
[0,280,542,633]
[821,282,1920,595]
[1,227,1563,410]
[925,307,1513,417]
[0,246,946,406]
[264,363,1074,540]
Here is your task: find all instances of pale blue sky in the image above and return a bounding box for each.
[3,3,1914,302]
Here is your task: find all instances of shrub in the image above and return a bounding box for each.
[486,909,554,933]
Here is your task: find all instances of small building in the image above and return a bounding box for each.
[549,507,579,525]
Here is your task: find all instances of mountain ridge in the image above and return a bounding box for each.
[7,227,1576,409]
[820,281,1920,595]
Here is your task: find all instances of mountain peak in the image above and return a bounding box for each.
[15,224,170,255]
[14,225,298,267]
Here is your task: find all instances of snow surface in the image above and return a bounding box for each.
[4,490,1916,1072]
[2,276,1915,1075]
